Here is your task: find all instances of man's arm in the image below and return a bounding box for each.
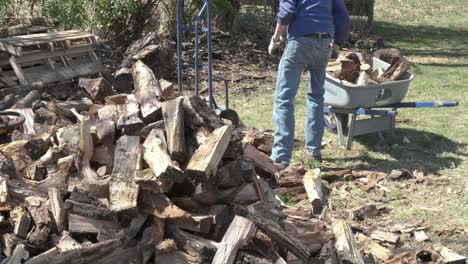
[332,0,351,45]
[272,24,287,43]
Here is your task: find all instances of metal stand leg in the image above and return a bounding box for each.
[346,114,357,149]
[335,113,345,148]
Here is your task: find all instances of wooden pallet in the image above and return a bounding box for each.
[0,30,104,86]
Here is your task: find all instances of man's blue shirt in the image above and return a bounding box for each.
[277,0,350,45]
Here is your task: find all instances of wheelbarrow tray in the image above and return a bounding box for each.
[324,53,414,109]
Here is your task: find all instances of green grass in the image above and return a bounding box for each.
[228,0,468,255]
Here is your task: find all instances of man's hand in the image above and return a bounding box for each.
[268,37,281,56]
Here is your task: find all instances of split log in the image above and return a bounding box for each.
[162,97,185,162]
[7,179,47,202]
[235,204,316,263]
[183,96,224,131]
[167,225,219,262]
[370,230,399,245]
[434,246,466,264]
[109,135,141,212]
[15,90,40,108]
[65,198,113,220]
[48,187,66,233]
[12,207,32,239]
[72,109,99,184]
[233,183,260,205]
[139,129,185,193]
[132,60,164,123]
[24,147,61,180]
[91,144,115,166]
[216,159,246,188]
[97,104,118,121]
[24,196,51,248]
[383,58,411,81]
[337,59,360,83]
[68,214,120,241]
[139,191,212,233]
[95,119,115,145]
[78,77,115,104]
[211,215,257,264]
[113,66,133,94]
[0,152,16,179]
[355,233,392,261]
[47,98,93,122]
[160,78,176,98]
[356,71,370,86]
[333,219,365,264]
[56,232,82,252]
[243,143,277,181]
[116,94,144,135]
[186,125,232,181]
[303,168,324,215]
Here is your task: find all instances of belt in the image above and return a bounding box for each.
[305,33,331,39]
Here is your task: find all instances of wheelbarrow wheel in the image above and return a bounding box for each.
[324,113,348,134]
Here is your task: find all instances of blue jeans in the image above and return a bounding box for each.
[271,36,332,165]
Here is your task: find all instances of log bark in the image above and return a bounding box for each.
[211,215,257,264]
[333,219,365,264]
[132,60,164,123]
[162,97,185,162]
[235,204,315,263]
[167,225,219,262]
[186,125,232,181]
[139,129,185,193]
[24,147,61,180]
[109,135,141,212]
[216,159,245,188]
[243,143,277,182]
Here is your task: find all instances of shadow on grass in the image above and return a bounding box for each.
[374,21,468,67]
[328,128,466,175]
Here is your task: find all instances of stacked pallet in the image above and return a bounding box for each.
[0,30,104,87]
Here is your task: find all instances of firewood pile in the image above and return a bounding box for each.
[0,58,332,264]
[327,48,411,86]
[0,56,466,263]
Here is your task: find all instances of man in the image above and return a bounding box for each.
[269,0,350,168]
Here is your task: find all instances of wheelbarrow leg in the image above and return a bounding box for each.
[335,113,346,148]
[346,114,357,149]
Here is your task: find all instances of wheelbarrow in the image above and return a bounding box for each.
[323,53,458,149]
[0,111,25,136]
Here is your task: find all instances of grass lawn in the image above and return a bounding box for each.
[228,0,468,254]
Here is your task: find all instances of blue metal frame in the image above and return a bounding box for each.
[176,0,217,108]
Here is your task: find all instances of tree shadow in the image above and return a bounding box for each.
[374,21,468,68]
[328,128,466,175]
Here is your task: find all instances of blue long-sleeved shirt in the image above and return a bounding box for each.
[277,0,350,45]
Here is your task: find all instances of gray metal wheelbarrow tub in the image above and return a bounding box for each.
[324,54,414,109]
